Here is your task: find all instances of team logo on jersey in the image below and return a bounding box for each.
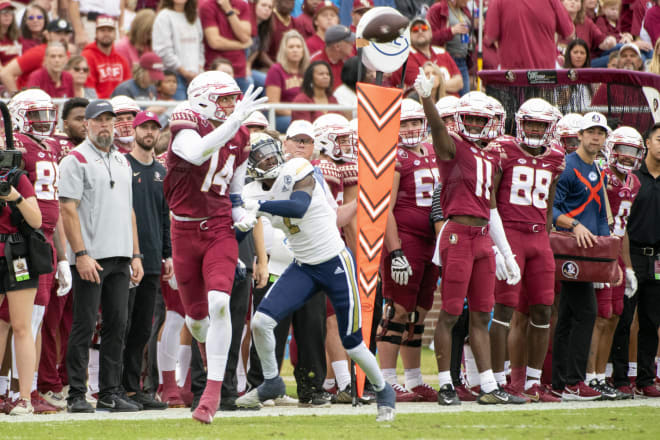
[154,171,163,182]
[399,149,408,158]
[588,171,598,182]
[449,233,458,244]
[38,152,45,158]
[561,261,579,279]
[414,160,420,166]
[518,158,526,164]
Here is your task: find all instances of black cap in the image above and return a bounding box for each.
[325,25,355,45]
[85,100,116,120]
[46,18,73,33]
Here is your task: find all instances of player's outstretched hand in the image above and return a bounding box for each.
[413,67,434,99]
[390,249,413,285]
[493,246,507,281]
[233,85,268,122]
[624,267,637,298]
[503,254,521,285]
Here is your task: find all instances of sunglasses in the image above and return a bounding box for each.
[73,67,89,72]
[28,15,44,20]
[411,24,429,32]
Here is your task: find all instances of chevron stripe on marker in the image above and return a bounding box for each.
[358,140,397,178]
[358,190,390,222]
[359,270,378,295]
[357,95,401,130]
[358,232,384,261]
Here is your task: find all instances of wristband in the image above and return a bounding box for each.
[132,253,144,259]
[75,250,88,258]
[14,195,23,205]
[225,9,235,16]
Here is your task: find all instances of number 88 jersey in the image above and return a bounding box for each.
[487,136,565,225]
[14,133,60,232]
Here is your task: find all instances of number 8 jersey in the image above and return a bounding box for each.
[603,167,640,237]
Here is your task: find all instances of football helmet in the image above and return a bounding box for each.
[555,113,582,153]
[110,95,139,142]
[187,71,242,121]
[455,91,495,143]
[8,89,57,138]
[605,126,645,173]
[515,98,557,148]
[436,95,459,131]
[486,96,506,139]
[243,111,269,130]
[399,99,427,147]
[312,113,356,162]
[247,132,285,180]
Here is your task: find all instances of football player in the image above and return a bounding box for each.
[235,134,396,422]
[486,98,566,402]
[435,95,458,131]
[585,126,643,400]
[163,72,266,424]
[555,113,583,154]
[377,99,440,402]
[414,71,522,405]
[110,95,140,154]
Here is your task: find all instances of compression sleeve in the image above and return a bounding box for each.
[258,191,312,218]
[171,117,242,166]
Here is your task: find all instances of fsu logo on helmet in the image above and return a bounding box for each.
[561,261,579,279]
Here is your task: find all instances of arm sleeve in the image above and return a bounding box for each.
[430,183,444,223]
[58,156,85,200]
[258,191,312,218]
[171,118,242,166]
[152,13,180,71]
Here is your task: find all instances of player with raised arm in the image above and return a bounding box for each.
[485,98,566,403]
[414,69,523,406]
[235,134,396,422]
[163,71,267,424]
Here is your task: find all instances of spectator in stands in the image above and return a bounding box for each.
[584,0,599,20]
[642,1,660,46]
[630,0,654,53]
[68,0,125,50]
[0,18,72,94]
[618,41,644,70]
[291,59,339,122]
[265,29,309,133]
[152,0,204,101]
[199,0,252,91]
[26,41,74,97]
[65,55,97,99]
[0,3,21,66]
[561,0,616,59]
[111,52,164,100]
[157,70,178,100]
[646,38,660,73]
[294,0,319,39]
[209,56,234,75]
[82,16,131,99]
[305,1,339,55]
[350,0,372,32]
[485,0,574,69]
[310,24,353,91]
[563,38,591,67]
[263,0,297,68]
[114,9,155,68]
[247,0,274,90]
[428,0,472,95]
[607,50,620,67]
[19,3,47,51]
[595,0,634,44]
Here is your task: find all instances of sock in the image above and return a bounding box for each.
[0,375,8,395]
[504,360,511,375]
[176,345,192,387]
[382,368,397,386]
[464,345,480,387]
[438,370,452,387]
[88,348,99,393]
[586,372,596,383]
[479,370,498,393]
[511,366,526,391]
[493,371,507,386]
[525,367,542,390]
[596,373,606,382]
[657,358,660,378]
[628,362,637,377]
[158,311,184,375]
[332,360,351,390]
[605,363,613,378]
[32,372,38,393]
[323,378,336,391]
[252,312,279,379]
[346,343,385,391]
[205,292,231,381]
[404,368,423,390]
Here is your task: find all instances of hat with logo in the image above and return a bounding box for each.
[580,112,611,133]
[85,100,116,119]
[352,0,373,13]
[325,25,355,45]
[133,111,163,128]
[46,18,73,33]
[139,52,165,81]
[96,15,117,29]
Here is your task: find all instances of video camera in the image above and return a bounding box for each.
[0,150,23,196]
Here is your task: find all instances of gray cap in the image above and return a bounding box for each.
[85,100,116,119]
[325,25,355,45]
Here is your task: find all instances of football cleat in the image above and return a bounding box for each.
[409,383,438,402]
[522,383,561,403]
[437,383,461,406]
[589,379,618,400]
[562,382,601,401]
[454,384,477,402]
[633,385,660,398]
[478,388,528,405]
[375,382,396,422]
[392,383,421,402]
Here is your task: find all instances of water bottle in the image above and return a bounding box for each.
[461,32,469,44]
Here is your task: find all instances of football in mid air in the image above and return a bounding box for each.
[360,8,409,43]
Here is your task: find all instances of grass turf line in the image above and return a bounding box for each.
[2,407,656,439]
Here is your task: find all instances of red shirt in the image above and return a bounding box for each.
[305,34,324,56]
[631,0,652,36]
[594,15,623,40]
[390,46,460,93]
[310,49,343,90]
[81,42,131,99]
[0,174,34,257]
[26,68,74,98]
[267,10,297,62]
[485,0,574,69]
[0,37,21,66]
[290,92,340,123]
[264,63,302,103]
[565,19,606,53]
[16,44,47,90]
[20,37,40,53]
[427,1,472,46]
[199,0,251,76]
[643,6,660,45]
[294,11,315,40]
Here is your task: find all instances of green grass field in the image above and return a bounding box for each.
[1,407,657,439]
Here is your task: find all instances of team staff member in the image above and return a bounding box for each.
[60,100,144,413]
[624,122,660,397]
[122,111,172,410]
[552,112,611,400]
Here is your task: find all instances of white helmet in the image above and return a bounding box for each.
[110,95,139,115]
[312,113,356,162]
[8,89,57,138]
[187,71,241,121]
[110,95,139,141]
[247,132,285,180]
[455,91,495,143]
[243,111,268,130]
[436,95,458,131]
[555,113,582,153]
[399,99,427,147]
[605,126,646,174]
[486,96,506,139]
[515,98,557,148]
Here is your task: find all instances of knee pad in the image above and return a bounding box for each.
[208,290,230,320]
[376,320,405,345]
[251,311,278,335]
[402,324,424,347]
[185,315,209,343]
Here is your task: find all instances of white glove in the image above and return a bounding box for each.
[243,199,261,216]
[168,272,178,290]
[233,211,257,232]
[593,282,611,290]
[390,249,413,285]
[625,268,638,298]
[55,260,72,296]
[232,200,260,232]
[493,246,508,281]
[413,67,434,99]
[231,84,268,122]
[503,254,521,286]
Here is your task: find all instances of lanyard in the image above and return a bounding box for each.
[92,144,115,189]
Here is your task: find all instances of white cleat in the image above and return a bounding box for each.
[376,406,395,422]
[235,388,262,409]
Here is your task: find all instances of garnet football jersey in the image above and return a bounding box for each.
[437,133,497,220]
[14,133,60,231]
[312,158,344,204]
[394,143,439,240]
[164,105,250,222]
[604,167,641,237]
[50,133,77,163]
[488,137,566,225]
[338,161,358,189]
